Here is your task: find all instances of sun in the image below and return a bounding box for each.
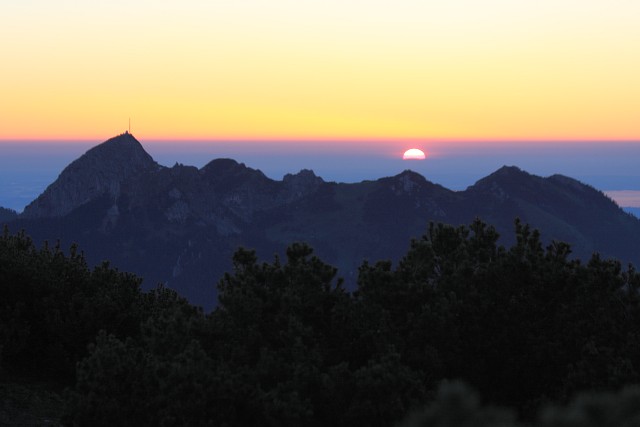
[402,148,426,160]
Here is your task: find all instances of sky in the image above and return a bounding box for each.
[1,1,640,211]
[1,0,639,141]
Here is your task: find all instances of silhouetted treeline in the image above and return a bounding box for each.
[2,220,640,426]
[0,207,17,222]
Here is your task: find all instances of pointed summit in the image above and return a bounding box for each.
[86,132,156,168]
[482,165,530,182]
[376,169,449,197]
[22,133,158,218]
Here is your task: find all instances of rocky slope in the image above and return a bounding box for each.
[21,132,158,218]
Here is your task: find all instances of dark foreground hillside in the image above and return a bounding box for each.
[2,220,640,426]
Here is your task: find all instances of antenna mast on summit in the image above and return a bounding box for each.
[129,118,131,134]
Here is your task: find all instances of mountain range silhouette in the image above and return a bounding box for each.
[3,133,639,309]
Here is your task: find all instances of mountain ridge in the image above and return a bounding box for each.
[7,134,640,309]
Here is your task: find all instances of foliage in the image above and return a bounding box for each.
[401,382,640,427]
[209,243,425,426]
[0,381,64,426]
[399,381,517,427]
[3,219,640,425]
[357,219,640,415]
[539,385,640,427]
[0,226,148,381]
[0,225,203,382]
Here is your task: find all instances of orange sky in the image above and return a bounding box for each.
[1,1,639,142]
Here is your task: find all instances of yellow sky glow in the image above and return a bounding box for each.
[1,0,639,141]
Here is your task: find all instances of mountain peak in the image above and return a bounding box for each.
[201,158,245,174]
[199,159,270,192]
[85,132,155,165]
[469,166,532,188]
[200,158,267,179]
[283,169,323,185]
[492,165,527,177]
[397,169,426,180]
[104,131,138,145]
[21,133,158,218]
[282,169,324,199]
[374,169,450,197]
